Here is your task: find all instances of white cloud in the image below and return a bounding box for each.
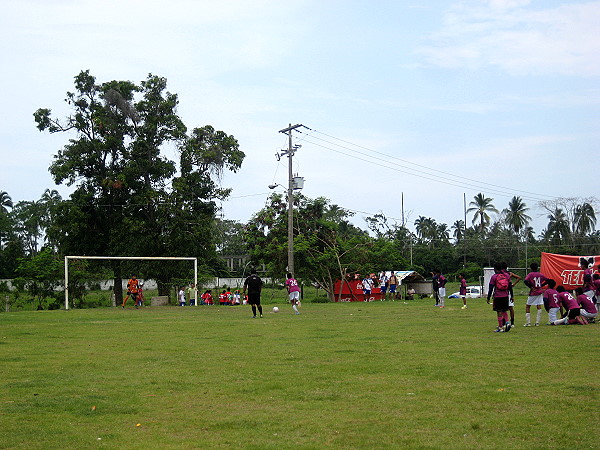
[417,1,600,76]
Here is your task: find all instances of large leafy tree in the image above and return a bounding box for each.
[245,194,373,299]
[467,193,498,234]
[35,70,243,299]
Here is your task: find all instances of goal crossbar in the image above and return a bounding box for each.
[64,256,198,310]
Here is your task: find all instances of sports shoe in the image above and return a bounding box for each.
[534,323,539,326]
[523,323,531,327]
[461,305,467,309]
[504,322,511,332]
[493,328,504,332]
[295,311,300,315]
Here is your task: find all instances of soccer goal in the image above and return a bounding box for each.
[64,256,198,310]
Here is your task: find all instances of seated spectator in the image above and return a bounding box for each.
[406,286,416,300]
[201,290,213,305]
[219,290,229,305]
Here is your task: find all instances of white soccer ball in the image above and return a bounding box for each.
[273,306,279,313]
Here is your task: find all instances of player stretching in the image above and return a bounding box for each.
[286,272,301,315]
[122,275,139,308]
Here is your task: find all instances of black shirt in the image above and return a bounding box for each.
[244,274,263,294]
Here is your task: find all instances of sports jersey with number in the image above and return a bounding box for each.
[286,278,301,293]
[525,272,547,296]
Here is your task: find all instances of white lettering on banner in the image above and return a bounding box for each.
[561,270,584,286]
[356,282,362,290]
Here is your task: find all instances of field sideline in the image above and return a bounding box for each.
[1,300,598,449]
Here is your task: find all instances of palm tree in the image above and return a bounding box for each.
[452,220,465,243]
[0,191,13,214]
[467,193,498,234]
[573,202,597,236]
[503,196,531,235]
[414,216,437,247]
[546,208,570,245]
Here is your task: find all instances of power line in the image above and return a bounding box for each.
[299,127,556,202]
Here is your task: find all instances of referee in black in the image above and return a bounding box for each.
[243,268,263,318]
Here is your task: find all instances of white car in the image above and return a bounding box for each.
[448,286,482,299]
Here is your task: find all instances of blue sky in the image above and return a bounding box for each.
[1,0,599,235]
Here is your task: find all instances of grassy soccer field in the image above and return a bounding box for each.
[1,299,598,449]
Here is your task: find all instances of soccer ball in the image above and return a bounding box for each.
[273,306,279,313]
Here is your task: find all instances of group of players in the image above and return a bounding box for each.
[487,260,599,332]
[242,269,300,318]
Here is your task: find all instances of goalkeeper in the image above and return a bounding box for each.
[122,275,140,308]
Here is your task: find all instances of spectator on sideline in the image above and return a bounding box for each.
[378,271,389,301]
[187,283,196,306]
[178,286,186,306]
[387,271,398,301]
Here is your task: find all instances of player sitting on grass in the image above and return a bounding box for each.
[552,286,586,325]
[576,287,597,323]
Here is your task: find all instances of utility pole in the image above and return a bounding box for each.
[278,123,304,277]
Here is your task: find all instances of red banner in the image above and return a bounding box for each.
[540,252,598,290]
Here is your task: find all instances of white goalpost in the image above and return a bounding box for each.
[64,256,198,310]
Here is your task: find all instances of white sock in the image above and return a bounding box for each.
[554,317,567,325]
[525,312,531,324]
[293,304,299,313]
[536,309,542,324]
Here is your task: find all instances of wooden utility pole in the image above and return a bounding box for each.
[278,123,303,277]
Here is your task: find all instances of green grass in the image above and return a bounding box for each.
[0,299,598,449]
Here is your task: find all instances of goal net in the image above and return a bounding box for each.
[64,256,198,310]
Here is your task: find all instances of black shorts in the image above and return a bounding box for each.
[567,308,581,320]
[247,292,261,305]
[127,291,138,298]
[493,296,509,312]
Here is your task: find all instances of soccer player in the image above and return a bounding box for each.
[543,279,560,324]
[286,272,301,315]
[431,271,440,306]
[593,273,600,312]
[122,275,139,308]
[501,262,521,328]
[243,268,263,318]
[580,258,595,298]
[436,270,447,308]
[553,286,585,325]
[459,273,468,309]
[576,287,597,323]
[487,264,512,332]
[523,262,547,326]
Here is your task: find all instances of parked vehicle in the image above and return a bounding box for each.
[448,286,482,299]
